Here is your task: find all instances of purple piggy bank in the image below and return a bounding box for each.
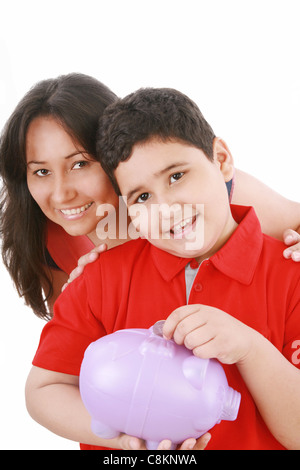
[79,321,241,450]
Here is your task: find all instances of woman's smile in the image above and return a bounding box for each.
[58,202,94,219]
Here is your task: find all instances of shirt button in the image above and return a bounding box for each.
[190,259,199,269]
[194,282,203,292]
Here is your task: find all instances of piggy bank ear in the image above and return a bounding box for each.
[182,356,209,390]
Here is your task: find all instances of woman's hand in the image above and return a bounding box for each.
[118,432,211,450]
[62,243,107,291]
[283,229,300,262]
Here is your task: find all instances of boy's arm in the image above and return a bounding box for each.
[25,366,137,449]
[25,366,106,447]
[163,304,300,450]
[25,365,209,450]
[233,169,300,239]
[236,332,300,450]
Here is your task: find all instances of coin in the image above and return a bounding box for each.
[152,320,165,337]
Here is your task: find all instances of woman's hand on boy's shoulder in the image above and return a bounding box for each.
[61,244,108,291]
[283,228,300,262]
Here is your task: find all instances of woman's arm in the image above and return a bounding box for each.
[233,169,300,239]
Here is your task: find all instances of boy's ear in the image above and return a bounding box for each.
[213,137,234,182]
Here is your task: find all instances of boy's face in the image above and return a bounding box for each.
[115,139,237,262]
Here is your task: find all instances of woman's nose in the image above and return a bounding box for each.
[51,176,77,205]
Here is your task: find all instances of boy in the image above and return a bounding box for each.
[26,88,300,450]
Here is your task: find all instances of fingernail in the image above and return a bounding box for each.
[129,438,137,449]
[188,439,196,449]
[285,235,294,244]
[161,440,172,450]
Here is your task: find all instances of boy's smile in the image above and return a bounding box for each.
[170,214,198,238]
[115,138,238,262]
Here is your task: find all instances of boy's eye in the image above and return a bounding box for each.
[170,172,184,183]
[137,192,151,203]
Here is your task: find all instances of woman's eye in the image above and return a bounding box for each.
[73,161,89,170]
[35,169,50,177]
[170,172,184,183]
[137,192,150,203]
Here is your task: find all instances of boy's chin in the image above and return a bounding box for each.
[150,240,206,260]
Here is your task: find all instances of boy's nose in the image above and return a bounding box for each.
[156,190,180,210]
[159,202,182,220]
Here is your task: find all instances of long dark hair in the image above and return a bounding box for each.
[0,73,117,319]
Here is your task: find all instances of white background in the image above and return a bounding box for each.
[0,0,299,450]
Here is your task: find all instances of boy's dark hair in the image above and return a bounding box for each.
[96,87,216,194]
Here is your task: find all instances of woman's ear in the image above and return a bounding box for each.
[213,137,235,182]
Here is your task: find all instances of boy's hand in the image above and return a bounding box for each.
[163,304,257,365]
[283,229,300,262]
[118,432,211,450]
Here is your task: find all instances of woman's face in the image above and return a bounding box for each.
[26,116,119,238]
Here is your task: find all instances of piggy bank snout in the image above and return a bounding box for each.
[220,386,241,422]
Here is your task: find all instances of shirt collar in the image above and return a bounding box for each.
[150,205,263,285]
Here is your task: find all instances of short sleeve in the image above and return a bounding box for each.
[32,270,106,376]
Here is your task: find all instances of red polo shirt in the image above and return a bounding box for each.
[46,220,94,274]
[33,205,300,450]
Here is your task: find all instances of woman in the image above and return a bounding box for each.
[0,74,119,319]
[1,72,299,322]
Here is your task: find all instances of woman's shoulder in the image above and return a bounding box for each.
[46,220,94,275]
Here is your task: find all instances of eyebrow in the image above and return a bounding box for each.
[125,162,187,203]
[27,151,89,166]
